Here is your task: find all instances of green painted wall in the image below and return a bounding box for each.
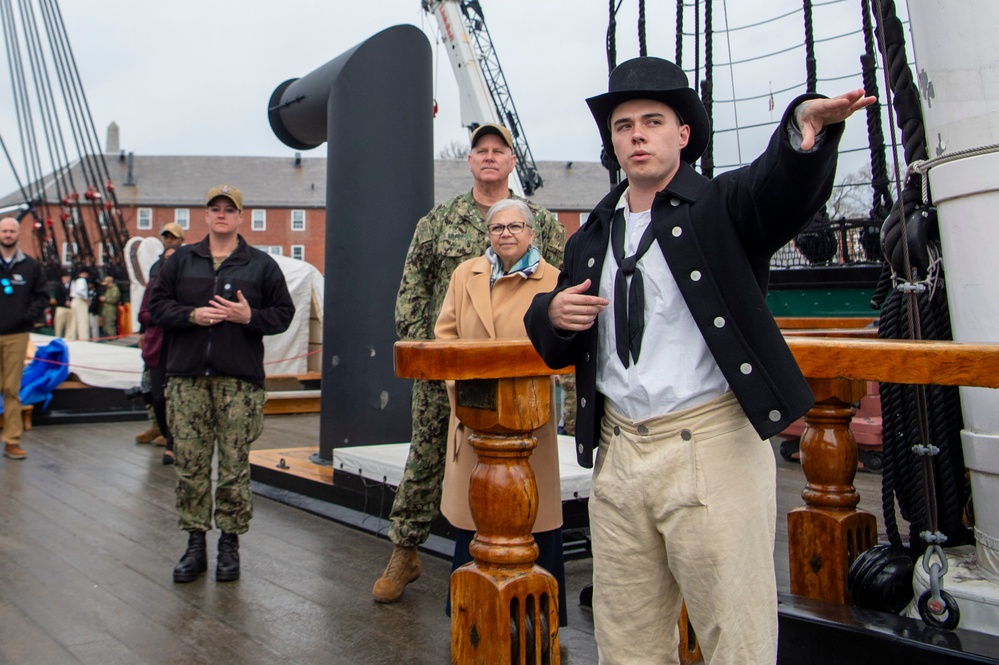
[767,288,879,318]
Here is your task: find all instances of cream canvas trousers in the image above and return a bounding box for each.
[591,391,778,665]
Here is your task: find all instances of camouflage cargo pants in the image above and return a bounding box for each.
[559,373,576,436]
[388,378,449,548]
[166,376,265,534]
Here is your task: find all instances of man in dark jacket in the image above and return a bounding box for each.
[149,185,294,584]
[524,57,874,663]
[0,217,48,460]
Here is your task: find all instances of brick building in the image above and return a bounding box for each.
[0,153,610,274]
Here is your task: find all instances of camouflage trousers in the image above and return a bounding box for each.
[559,373,577,436]
[166,376,265,534]
[140,368,155,425]
[388,378,449,548]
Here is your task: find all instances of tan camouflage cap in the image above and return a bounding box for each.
[471,123,513,150]
[206,184,243,211]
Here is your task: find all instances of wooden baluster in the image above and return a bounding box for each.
[788,377,878,604]
[451,376,560,665]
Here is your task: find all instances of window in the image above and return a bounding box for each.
[61,242,78,266]
[256,245,283,256]
[252,209,266,232]
[290,245,305,261]
[137,208,152,230]
[578,210,591,227]
[175,208,190,230]
[291,209,305,232]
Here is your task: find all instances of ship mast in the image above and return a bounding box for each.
[904,0,999,632]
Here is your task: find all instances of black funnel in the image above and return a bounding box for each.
[268,24,432,458]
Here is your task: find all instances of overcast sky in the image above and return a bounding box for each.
[0,0,910,201]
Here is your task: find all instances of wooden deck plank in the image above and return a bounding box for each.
[0,414,897,664]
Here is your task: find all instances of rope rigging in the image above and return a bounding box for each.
[699,0,713,179]
[847,0,970,630]
[0,0,130,280]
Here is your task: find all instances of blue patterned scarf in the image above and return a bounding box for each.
[485,245,541,288]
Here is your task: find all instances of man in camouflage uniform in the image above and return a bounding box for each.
[99,276,120,337]
[372,124,567,603]
[149,184,294,584]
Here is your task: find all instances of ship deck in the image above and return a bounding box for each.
[0,413,897,664]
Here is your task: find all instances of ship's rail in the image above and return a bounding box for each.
[772,216,885,269]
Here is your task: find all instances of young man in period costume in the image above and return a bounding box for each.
[525,57,874,663]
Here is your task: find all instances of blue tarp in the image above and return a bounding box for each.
[0,338,70,414]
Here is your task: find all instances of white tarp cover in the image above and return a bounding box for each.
[331,436,592,501]
[31,333,143,390]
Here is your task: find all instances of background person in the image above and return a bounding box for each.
[0,217,48,460]
[434,198,567,626]
[99,275,120,337]
[138,246,177,464]
[51,272,74,339]
[525,56,874,663]
[86,275,100,339]
[372,123,566,603]
[135,222,186,445]
[149,184,294,584]
[68,268,90,340]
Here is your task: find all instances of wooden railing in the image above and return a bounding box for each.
[395,336,999,661]
[395,339,562,664]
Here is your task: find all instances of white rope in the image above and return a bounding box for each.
[907,142,999,203]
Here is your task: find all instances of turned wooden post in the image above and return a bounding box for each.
[395,340,560,665]
[787,377,877,604]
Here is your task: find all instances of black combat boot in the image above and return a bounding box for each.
[173,531,208,583]
[216,532,240,582]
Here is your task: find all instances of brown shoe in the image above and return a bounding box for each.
[153,435,168,446]
[135,423,162,444]
[3,443,26,460]
[372,545,421,603]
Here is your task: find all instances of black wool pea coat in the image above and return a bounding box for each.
[525,94,844,468]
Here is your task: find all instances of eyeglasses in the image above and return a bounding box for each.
[486,222,530,236]
[1,278,11,296]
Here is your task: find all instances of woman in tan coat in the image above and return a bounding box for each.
[435,198,566,625]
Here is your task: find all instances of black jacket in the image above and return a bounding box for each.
[525,95,843,468]
[0,249,49,335]
[148,235,294,386]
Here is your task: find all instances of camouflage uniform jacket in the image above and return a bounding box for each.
[395,189,565,340]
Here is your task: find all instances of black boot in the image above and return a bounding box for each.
[216,532,240,582]
[173,531,207,583]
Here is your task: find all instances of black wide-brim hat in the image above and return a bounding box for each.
[586,56,710,165]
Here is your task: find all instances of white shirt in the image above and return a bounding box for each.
[595,190,729,422]
[69,277,89,300]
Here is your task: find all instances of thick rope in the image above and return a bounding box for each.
[674,0,683,67]
[870,0,970,557]
[860,0,893,223]
[606,0,618,76]
[802,0,817,94]
[700,0,714,178]
[637,0,647,57]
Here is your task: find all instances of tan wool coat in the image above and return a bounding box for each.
[434,254,563,532]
